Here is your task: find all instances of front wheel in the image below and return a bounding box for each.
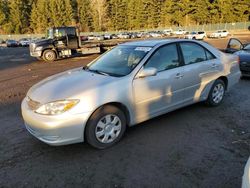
[205,79,225,107]
[43,50,57,62]
[85,105,126,149]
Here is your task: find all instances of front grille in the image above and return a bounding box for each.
[27,97,40,110]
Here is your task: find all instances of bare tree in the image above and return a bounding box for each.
[90,0,107,31]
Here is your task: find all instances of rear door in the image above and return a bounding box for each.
[179,42,221,102]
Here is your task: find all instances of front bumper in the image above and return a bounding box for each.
[21,98,91,146]
[30,50,42,57]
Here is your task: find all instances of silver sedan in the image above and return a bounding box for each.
[21,39,241,149]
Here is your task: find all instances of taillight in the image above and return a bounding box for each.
[237,56,240,64]
[236,56,240,64]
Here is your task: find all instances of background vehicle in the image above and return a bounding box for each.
[174,29,187,35]
[29,27,114,62]
[19,38,31,47]
[0,38,5,44]
[104,33,112,40]
[225,38,250,77]
[95,35,104,41]
[6,39,19,47]
[130,32,139,39]
[184,31,206,40]
[163,29,173,36]
[87,35,95,40]
[22,39,240,149]
[149,31,163,38]
[80,35,88,41]
[117,33,131,39]
[110,34,118,39]
[210,30,229,38]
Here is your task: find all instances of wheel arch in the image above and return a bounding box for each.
[217,76,228,90]
[42,48,58,59]
[85,102,131,129]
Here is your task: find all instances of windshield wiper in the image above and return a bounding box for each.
[83,66,124,77]
[86,68,110,76]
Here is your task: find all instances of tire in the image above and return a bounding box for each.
[205,79,225,107]
[42,50,57,62]
[85,105,126,149]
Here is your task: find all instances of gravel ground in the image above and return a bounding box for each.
[0,37,250,188]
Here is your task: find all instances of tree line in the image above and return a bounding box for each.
[0,0,249,34]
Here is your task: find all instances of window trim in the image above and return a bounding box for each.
[178,41,216,66]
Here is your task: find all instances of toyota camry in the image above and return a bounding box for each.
[22,39,241,149]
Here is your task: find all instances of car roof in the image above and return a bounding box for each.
[120,39,193,47]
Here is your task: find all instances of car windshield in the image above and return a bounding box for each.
[86,45,151,77]
[47,29,54,39]
[191,32,196,34]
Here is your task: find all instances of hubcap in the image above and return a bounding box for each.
[45,51,55,61]
[212,83,224,104]
[95,114,122,144]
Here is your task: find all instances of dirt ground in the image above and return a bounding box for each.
[0,36,250,188]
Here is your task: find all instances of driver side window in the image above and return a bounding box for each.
[144,43,180,72]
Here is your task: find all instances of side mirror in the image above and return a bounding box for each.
[136,67,157,78]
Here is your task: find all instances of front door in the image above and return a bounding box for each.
[133,43,184,123]
[66,27,79,49]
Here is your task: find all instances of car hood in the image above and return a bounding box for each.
[27,67,117,103]
[234,50,250,62]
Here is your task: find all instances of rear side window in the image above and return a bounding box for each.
[205,50,216,60]
[180,43,207,65]
[144,43,180,72]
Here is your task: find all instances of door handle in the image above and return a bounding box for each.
[175,73,183,79]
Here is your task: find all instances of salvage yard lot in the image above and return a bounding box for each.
[0,37,250,187]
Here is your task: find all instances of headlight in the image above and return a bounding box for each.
[35,99,79,115]
[35,46,43,51]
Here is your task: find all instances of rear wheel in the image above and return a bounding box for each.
[43,50,56,62]
[85,105,126,149]
[206,79,225,106]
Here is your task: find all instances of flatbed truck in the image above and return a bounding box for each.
[29,27,118,62]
